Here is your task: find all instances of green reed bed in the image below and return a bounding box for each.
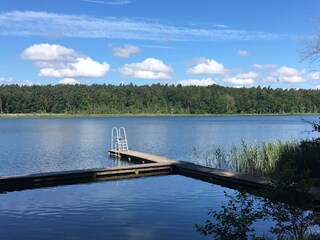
[193,139,320,183]
[193,140,295,176]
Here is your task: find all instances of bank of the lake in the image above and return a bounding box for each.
[1,112,319,118]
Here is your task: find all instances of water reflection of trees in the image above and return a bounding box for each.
[195,191,264,239]
[195,152,320,240]
[195,190,320,240]
[264,200,319,239]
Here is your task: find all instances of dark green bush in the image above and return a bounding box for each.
[273,138,320,187]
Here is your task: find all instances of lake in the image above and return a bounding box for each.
[0,115,318,176]
[0,115,319,239]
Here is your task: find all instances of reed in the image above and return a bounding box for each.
[193,140,301,177]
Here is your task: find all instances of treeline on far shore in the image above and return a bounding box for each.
[0,84,319,115]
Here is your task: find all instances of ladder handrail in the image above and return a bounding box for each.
[111,127,129,151]
[119,127,126,139]
[111,127,119,150]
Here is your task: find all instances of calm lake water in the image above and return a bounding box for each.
[0,115,318,176]
[0,115,319,239]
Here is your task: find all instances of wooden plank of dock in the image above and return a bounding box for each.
[0,162,173,193]
[109,149,178,164]
[109,149,270,189]
[174,161,270,189]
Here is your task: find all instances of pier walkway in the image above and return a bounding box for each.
[109,149,270,189]
[0,149,270,193]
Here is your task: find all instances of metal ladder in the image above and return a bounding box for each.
[111,127,129,151]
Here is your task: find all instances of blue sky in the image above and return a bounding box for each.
[0,0,320,89]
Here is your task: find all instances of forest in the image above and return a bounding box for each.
[0,84,319,115]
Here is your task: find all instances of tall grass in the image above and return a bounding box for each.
[193,140,300,177]
[231,140,301,176]
[193,138,320,185]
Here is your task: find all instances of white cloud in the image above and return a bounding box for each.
[119,58,172,80]
[213,24,228,28]
[39,57,110,78]
[186,58,225,75]
[276,66,305,76]
[0,77,14,84]
[0,77,35,85]
[281,76,305,83]
[315,85,320,90]
[224,77,254,86]
[253,64,277,69]
[82,0,105,3]
[82,0,132,5]
[105,0,131,5]
[112,45,141,58]
[177,78,217,86]
[263,76,278,83]
[309,72,320,80]
[141,44,176,49]
[236,72,259,79]
[222,71,258,86]
[0,11,287,41]
[21,43,78,61]
[234,85,254,88]
[59,78,81,85]
[21,43,110,83]
[237,50,249,57]
[264,66,307,84]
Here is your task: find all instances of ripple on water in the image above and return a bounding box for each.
[0,175,245,239]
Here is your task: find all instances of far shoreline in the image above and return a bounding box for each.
[0,113,319,119]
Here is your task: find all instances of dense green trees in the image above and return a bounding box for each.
[0,83,319,115]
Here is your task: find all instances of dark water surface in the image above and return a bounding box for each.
[0,175,271,240]
[0,115,319,239]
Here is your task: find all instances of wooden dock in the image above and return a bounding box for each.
[0,149,270,193]
[0,162,173,193]
[109,149,178,164]
[109,150,270,189]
